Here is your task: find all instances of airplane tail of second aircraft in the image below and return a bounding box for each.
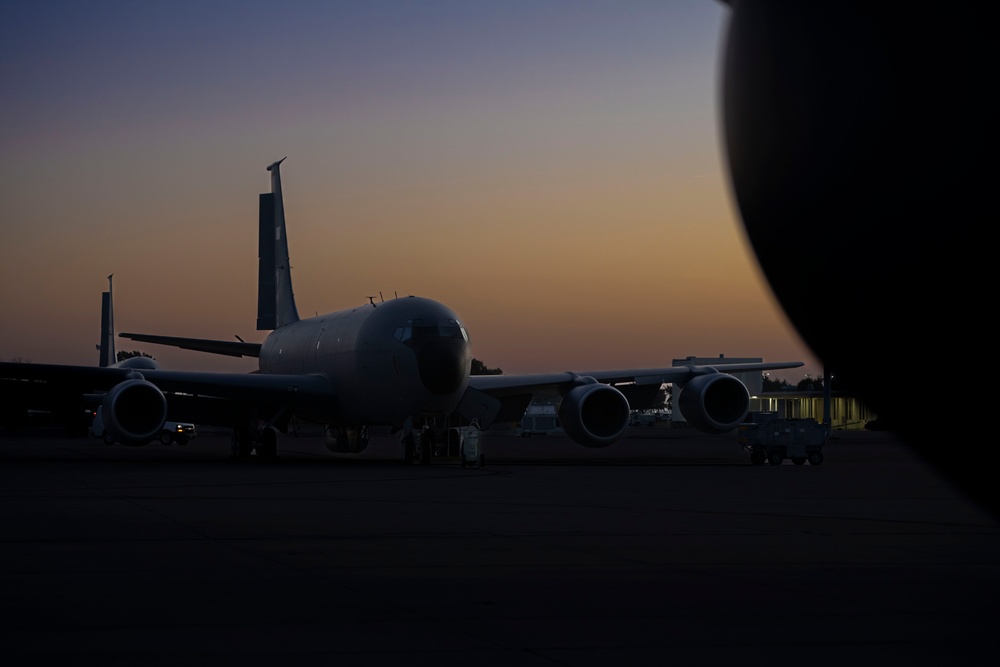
[98,274,115,367]
[258,157,300,331]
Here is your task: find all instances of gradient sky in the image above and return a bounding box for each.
[0,0,822,382]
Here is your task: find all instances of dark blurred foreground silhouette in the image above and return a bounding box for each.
[720,3,993,514]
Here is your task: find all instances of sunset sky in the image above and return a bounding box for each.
[0,0,822,383]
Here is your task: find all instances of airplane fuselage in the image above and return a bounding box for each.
[258,296,471,428]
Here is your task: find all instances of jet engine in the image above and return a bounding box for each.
[102,377,168,446]
[558,380,631,448]
[676,372,750,434]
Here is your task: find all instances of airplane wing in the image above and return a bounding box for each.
[468,361,802,395]
[0,362,334,427]
[118,333,262,358]
[461,360,804,439]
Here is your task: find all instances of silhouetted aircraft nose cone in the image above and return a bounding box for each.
[721,2,993,515]
[415,338,469,396]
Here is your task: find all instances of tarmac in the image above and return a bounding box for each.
[2,423,998,665]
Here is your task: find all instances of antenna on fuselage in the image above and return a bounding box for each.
[366,296,377,307]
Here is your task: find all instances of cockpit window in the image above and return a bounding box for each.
[394,318,469,342]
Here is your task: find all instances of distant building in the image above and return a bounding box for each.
[750,390,875,431]
[670,354,874,431]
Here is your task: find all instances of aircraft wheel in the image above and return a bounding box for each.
[768,450,784,465]
[423,429,438,462]
[401,434,415,465]
[750,448,766,466]
[808,450,824,466]
[477,454,485,469]
[258,428,278,459]
[231,427,254,459]
[102,430,115,445]
[419,440,431,465]
[792,457,806,465]
[159,432,173,445]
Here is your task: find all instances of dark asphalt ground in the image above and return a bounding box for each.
[2,424,997,665]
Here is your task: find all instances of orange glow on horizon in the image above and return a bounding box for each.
[0,3,822,383]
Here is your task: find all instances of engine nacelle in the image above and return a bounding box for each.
[558,381,631,448]
[102,378,168,446]
[676,372,750,434]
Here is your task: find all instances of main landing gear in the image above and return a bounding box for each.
[399,425,437,466]
[230,425,278,460]
[400,431,416,465]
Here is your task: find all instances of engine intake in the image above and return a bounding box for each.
[102,378,168,446]
[676,372,750,434]
[558,382,630,448]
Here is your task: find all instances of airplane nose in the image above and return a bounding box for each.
[414,337,469,395]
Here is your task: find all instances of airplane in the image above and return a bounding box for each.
[83,273,159,442]
[86,275,197,446]
[0,274,157,435]
[0,158,803,463]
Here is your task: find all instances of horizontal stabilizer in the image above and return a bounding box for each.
[118,332,261,358]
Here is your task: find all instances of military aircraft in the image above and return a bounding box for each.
[0,159,802,463]
[85,275,198,446]
[0,275,158,435]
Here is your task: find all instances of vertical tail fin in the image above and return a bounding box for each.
[98,274,115,367]
[257,158,299,330]
[257,193,277,330]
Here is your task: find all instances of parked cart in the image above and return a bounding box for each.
[738,414,827,466]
